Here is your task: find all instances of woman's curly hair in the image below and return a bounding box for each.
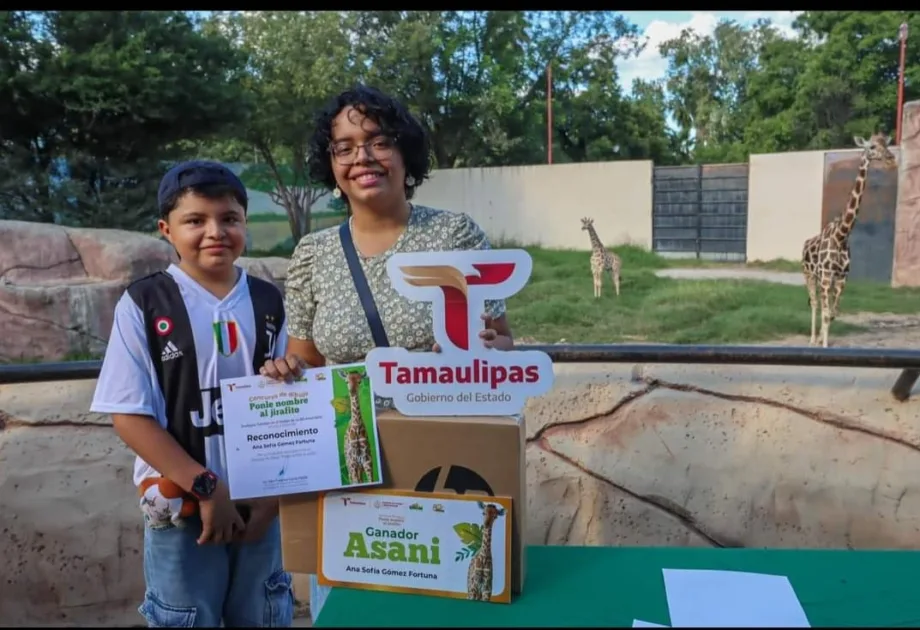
[306,85,432,200]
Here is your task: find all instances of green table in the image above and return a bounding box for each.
[314,545,920,627]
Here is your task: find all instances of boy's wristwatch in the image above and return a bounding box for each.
[190,470,219,501]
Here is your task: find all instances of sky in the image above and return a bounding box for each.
[616,11,803,94]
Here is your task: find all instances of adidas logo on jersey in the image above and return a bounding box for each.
[161,341,183,362]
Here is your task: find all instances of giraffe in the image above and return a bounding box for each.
[337,369,374,484]
[802,133,897,348]
[580,217,622,298]
[466,501,506,601]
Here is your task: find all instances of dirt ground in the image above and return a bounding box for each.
[769,311,920,348]
[656,267,805,285]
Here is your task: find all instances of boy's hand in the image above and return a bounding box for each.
[198,483,245,545]
[260,355,305,382]
[234,498,279,544]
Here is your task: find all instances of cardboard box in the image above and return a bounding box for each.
[280,410,527,593]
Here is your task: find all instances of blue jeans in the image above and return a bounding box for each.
[139,516,294,627]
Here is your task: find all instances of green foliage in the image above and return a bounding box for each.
[204,11,357,242]
[0,10,248,229]
[327,196,348,214]
[453,522,483,561]
[658,11,920,160]
[238,163,323,194]
[453,522,483,547]
[5,9,919,230]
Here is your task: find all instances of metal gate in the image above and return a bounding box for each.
[652,163,749,261]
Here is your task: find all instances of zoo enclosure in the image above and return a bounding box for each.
[2,345,918,401]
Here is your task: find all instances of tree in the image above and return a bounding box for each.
[659,18,781,162]
[788,11,920,148]
[734,36,812,154]
[0,11,249,229]
[551,35,674,165]
[351,11,649,168]
[208,11,362,244]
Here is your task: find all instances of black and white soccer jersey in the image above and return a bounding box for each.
[90,264,288,486]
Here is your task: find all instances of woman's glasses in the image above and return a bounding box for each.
[329,135,397,165]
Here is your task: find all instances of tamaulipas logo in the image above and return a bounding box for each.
[365,249,554,416]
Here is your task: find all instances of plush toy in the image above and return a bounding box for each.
[138,477,198,528]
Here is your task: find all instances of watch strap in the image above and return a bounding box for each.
[191,470,219,500]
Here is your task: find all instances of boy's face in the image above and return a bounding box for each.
[157,192,247,276]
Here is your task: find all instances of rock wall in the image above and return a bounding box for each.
[526,364,920,550]
[0,220,290,362]
[2,363,919,625]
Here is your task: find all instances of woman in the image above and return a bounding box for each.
[260,85,518,622]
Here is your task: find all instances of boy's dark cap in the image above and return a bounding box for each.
[158,160,248,213]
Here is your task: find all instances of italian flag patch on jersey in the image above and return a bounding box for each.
[213,320,239,356]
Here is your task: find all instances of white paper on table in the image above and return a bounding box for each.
[662,568,811,628]
[632,620,670,628]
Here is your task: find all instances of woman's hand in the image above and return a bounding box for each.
[259,355,306,382]
[479,313,513,350]
[432,313,512,352]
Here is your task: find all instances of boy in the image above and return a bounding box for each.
[90,160,294,627]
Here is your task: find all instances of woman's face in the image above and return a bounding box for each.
[329,106,407,210]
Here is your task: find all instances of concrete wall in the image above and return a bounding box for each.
[746,151,825,262]
[236,144,905,267]
[412,154,828,262]
[412,161,654,250]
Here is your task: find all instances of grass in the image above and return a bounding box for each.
[507,245,920,344]
[245,214,346,257]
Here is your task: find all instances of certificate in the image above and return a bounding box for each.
[318,489,513,603]
[220,362,383,500]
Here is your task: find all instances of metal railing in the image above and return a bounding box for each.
[2,344,918,401]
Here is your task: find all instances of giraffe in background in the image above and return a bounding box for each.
[802,134,897,347]
[580,217,622,298]
[337,369,374,484]
[466,501,506,601]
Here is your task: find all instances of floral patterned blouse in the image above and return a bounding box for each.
[284,204,506,409]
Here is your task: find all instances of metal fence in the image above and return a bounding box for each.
[652,163,749,262]
[2,344,918,401]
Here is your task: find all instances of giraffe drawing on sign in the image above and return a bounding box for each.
[466,501,506,601]
[337,369,374,484]
[802,134,897,347]
[581,217,622,298]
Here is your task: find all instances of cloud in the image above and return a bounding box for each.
[616,11,803,94]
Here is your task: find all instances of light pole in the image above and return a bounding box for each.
[896,22,908,145]
[546,62,553,165]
